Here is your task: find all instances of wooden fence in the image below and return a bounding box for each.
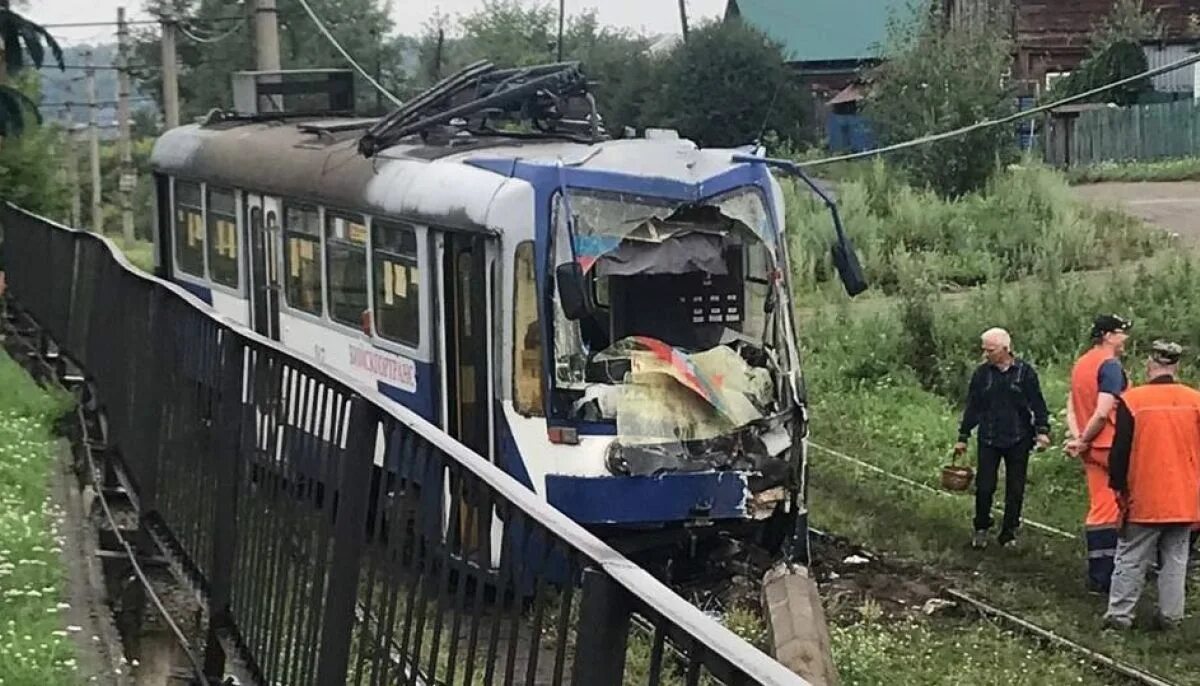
[1046,98,1200,167]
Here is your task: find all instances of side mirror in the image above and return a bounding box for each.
[555,262,594,320]
[831,226,867,297]
[730,153,870,297]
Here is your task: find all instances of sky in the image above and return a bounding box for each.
[29,0,728,46]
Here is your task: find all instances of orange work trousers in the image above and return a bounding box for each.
[1084,449,1119,592]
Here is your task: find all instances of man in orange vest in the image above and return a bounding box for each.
[1103,340,1200,629]
[1065,314,1131,593]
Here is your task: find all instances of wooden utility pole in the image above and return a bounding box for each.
[433,28,444,82]
[86,51,102,233]
[64,116,81,228]
[254,0,282,112]
[254,0,282,71]
[678,0,689,42]
[117,7,135,242]
[160,15,180,128]
[557,0,565,62]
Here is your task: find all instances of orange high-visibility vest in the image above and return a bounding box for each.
[1070,347,1119,450]
[1121,382,1200,524]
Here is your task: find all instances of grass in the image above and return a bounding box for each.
[784,160,1158,299]
[1067,157,1200,184]
[714,540,1114,685]
[781,158,1200,682]
[0,349,80,685]
[101,233,155,273]
[829,617,1114,685]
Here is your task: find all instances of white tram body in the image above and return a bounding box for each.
[149,115,817,550]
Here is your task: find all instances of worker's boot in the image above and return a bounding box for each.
[971,530,988,549]
[998,530,1017,548]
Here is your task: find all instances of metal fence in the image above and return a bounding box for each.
[1048,98,1200,167]
[0,202,807,686]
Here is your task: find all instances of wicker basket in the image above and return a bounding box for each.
[941,458,974,492]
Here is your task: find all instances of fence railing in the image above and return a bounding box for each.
[1047,98,1200,167]
[0,202,807,686]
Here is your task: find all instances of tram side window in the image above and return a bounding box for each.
[283,204,323,315]
[173,180,205,277]
[371,220,419,347]
[206,186,238,288]
[325,212,368,327]
[512,241,543,416]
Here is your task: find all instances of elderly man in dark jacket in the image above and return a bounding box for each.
[955,327,1051,549]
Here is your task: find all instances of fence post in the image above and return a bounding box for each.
[314,395,380,685]
[570,568,634,686]
[132,289,164,512]
[203,332,245,679]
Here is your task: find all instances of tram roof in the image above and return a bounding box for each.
[150,117,758,231]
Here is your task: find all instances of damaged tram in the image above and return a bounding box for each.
[148,64,865,563]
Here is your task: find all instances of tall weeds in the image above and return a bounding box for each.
[785,161,1157,295]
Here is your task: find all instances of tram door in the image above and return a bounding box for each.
[244,194,281,340]
[441,232,491,456]
[440,232,494,560]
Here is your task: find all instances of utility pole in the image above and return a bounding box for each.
[254,0,282,71]
[86,51,102,234]
[557,0,565,62]
[160,15,179,129]
[373,27,382,115]
[254,0,282,112]
[117,7,135,243]
[678,0,689,42]
[64,113,81,228]
[433,29,444,82]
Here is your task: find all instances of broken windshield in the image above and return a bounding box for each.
[549,187,793,449]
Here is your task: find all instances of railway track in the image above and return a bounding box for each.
[806,528,1180,686]
[658,522,1181,686]
[4,305,1188,686]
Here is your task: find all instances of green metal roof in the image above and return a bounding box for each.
[728,0,914,63]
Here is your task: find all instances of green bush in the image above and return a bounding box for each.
[802,255,1200,407]
[784,161,1157,295]
[1067,157,1200,184]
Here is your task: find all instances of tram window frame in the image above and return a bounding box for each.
[512,241,544,417]
[370,219,421,348]
[282,202,324,317]
[205,186,239,289]
[173,179,206,278]
[324,210,369,328]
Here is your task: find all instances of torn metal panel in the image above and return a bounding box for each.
[594,231,728,277]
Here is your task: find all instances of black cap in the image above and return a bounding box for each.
[1091,314,1132,338]
[1150,340,1183,365]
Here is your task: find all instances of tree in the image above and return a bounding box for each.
[653,19,809,148]
[1091,0,1163,52]
[865,3,1015,198]
[410,3,661,135]
[132,0,404,121]
[0,73,70,215]
[1046,0,1160,106]
[0,0,63,137]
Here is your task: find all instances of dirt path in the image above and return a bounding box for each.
[1072,181,1200,243]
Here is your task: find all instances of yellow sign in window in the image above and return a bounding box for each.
[214,219,237,258]
[186,212,204,247]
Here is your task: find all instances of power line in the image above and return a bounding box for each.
[800,50,1200,168]
[33,64,160,72]
[177,17,246,44]
[292,0,402,107]
[40,17,243,28]
[42,97,157,107]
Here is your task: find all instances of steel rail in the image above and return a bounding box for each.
[807,441,1078,541]
[805,529,1180,686]
[0,308,214,684]
[77,385,212,682]
[946,589,1178,686]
